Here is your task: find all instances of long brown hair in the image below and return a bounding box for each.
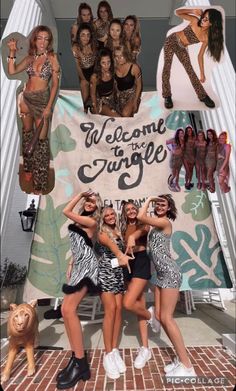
[120,200,143,236]
[122,15,141,47]
[106,18,123,52]
[94,48,114,82]
[28,25,54,56]
[154,194,177,221]
[77,2,93,24]
[97,1,113,20]
[199,9,224,62]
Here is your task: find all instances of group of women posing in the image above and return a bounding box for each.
[71,1,142,116]
[167,126,231,193]
[56,190,196,389]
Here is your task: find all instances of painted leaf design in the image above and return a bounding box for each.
[172,224,232,289]
[182,190,211,221]
[28,195,70,297]
[51,124,76,157]
[165,111,190,130]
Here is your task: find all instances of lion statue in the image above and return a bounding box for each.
[1,300,39,383]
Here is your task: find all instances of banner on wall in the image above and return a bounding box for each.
[23,91,232,300]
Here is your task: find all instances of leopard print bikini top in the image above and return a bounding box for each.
[183,25,200,45]
[95,20,109,39]
[26,57,52,81]
[79,52,96,69]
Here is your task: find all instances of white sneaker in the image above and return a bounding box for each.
[112,348,126,373]
[134,347,152,369]
[103,352,120,379]
[147,306,161,333]
[164,357,179,373]
[166,362,197,377]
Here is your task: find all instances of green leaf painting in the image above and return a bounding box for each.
[165,111,190,131]
[28,196,70,297]
[172,224,232,289]
[182,190,211,221]
[143,94,163,119]
[51,124,76,158]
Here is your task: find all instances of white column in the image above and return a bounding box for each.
[1,0,56,241]
[185,0,236,274]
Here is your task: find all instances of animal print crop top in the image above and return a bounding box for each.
[26,57,52,81]
[183,25,200,45]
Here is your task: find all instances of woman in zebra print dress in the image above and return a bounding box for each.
[96,206,133,379]
[56,190,102,390]
[137,195,196,378]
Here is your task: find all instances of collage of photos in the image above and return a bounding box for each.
[1,1,235,391]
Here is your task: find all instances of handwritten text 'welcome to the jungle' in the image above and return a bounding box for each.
[78,117,167,189]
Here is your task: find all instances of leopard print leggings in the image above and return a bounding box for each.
[22,129,50,192]
[162,33,207,100]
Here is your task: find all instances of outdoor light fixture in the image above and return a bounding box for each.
[19,199,37,232]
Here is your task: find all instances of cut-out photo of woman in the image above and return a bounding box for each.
[157,7,224,111]
[3,26,60,195]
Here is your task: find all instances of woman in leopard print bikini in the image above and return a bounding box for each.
[7,25,60,194]
[162,8,223,109]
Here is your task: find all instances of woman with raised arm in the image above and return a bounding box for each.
[166,128,185,192]
[94,1,113,50]
[205,128,218,193]
[70,2,94,46]
[7,25,60,194]
[114,45,142,117]
[183,125,196,190]
[56,190,102,390]
[137,194,196,378]
[162,8,223,109]
[72,22,97,112]
[122,15,141,62]
[195,130,207,190]
[216,131,231,193]
[121,200,160,369]
[95,206,133,380]
[90,48,119,116]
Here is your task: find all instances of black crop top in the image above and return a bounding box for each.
[97,78,114,97]
[115,65,135,91]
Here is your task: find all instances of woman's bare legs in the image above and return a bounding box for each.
[112,294,123,349]
[61,286,88,358]
[195,164,201,188]
[184,161,194,186]
[101,292,119,353]
[121,100,134,117]
[80,79,90,111]
[207,167,215,191]
[137,294,149,348]
[156,287,192,368]
[123,278,149,347]
[100,105,120,117]
[200,166,206,190]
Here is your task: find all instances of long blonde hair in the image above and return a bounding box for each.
[99,207,121,242]
[120,200,143,237]
[78,192,102,223]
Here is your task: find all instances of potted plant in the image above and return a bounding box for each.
[0,258,27,310]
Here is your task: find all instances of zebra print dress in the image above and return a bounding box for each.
[95,238,125,294]
[148,228,182,289]
[62,224,99,294]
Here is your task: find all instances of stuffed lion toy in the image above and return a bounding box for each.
[1,300,39,383]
